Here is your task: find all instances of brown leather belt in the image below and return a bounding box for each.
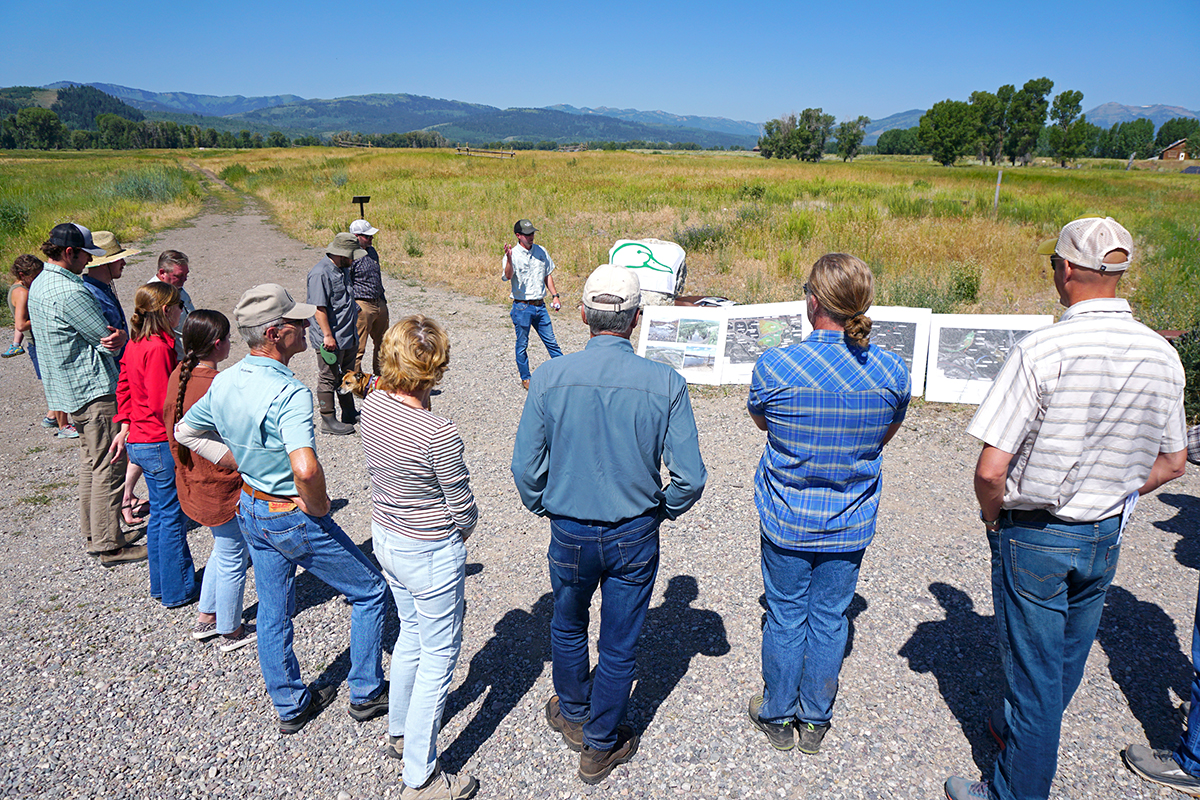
[242,481,292,504]
[513,298,545,306]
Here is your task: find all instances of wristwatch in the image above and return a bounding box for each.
[980,510,1001,529]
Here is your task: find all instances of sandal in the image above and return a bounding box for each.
[122,497,149,526]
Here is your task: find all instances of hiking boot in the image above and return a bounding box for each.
[578,725,638,785]
[319,413,355,435]
[944,776,990,799]
[545,695,584,751]
[747,695,794,751]
[99,544,148,567]
[349,682,390,722]
[1123,744,1200,795]
[521,379,530,391]
[383,734,404,760]
[279,684,337,735]
[401,763,478,800]
[987,706,1008,750]
[797,720,831,754]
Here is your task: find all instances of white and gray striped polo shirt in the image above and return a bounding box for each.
[968,298,1186,522]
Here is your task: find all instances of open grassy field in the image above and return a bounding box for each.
[193,147,1200,329]
[0,151,204,322]
[3,147,1197,331]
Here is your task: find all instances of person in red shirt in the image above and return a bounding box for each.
[116,283,197,608]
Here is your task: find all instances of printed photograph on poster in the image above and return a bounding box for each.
[865,306,932,397]
[636,305,726,384]
[717,302,810,384]
[925,314,1054,404]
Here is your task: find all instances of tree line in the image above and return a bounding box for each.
[760,78,1199,166]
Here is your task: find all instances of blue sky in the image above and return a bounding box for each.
[3,0,1196,124]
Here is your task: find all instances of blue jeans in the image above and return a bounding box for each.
[511,302,562,381]
[759,534,864,724]
[197,517,252,634]
[548,511,660,750]
[126,440,195,607]
[1174,574,1200,775]
[374,522,466,787]
[990,512,1121,800]
[237,492,388,721]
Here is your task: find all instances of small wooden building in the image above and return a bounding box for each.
[1161,138,1190,160]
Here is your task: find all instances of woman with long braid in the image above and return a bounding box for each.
[164,311,255,652]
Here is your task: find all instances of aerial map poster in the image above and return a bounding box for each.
[924,313,1054,404]
[637,306,724,385]
[865,306,932,397]
[717,302,811,384]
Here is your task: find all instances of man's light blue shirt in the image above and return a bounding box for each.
[511,335,706,523]
[180,355,317,496]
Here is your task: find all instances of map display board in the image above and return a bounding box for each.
[924,314,1053,404]
[717,302,811,384]
[637,305,723,384]
[865,306,932,397]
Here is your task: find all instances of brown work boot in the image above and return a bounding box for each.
[578,724,638,785]
[99,544,148,567]
[401,762,478,800]
[545,695,583,751]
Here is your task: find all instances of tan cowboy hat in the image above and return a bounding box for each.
[88,231,141,268]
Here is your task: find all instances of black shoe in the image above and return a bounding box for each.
[279,684,338,734]
[748,695,794,751]
[1123,744,1200,795]
[319,413,355,435]
[987,706,1008,750]
[349,682,389,722]
[578,725,638,785]
[797,720,831,754]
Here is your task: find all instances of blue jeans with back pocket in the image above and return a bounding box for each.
[548,511,661,750]
[990,512,1121,800]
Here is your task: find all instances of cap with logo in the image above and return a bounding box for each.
[1036,216,1134,273]
[48,223,106,256]
[582,264,641,312]
[349,219,379,236]
[234,284,318,328]
[88,231,141,268]
[514,219,538,236]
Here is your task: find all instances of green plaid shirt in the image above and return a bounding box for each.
[28,262,120,413]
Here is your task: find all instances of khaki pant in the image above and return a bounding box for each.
[71,395,127,553]
[355,298,390,374]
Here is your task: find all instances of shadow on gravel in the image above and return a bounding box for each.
[1097,584,1192,749]
[440,592,555,772]
[898,582,1003,774]
[630,575,730,731]
[1154,493,1200,570]
[756,590,868,659]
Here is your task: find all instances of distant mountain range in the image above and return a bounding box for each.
[22,82,1200,148]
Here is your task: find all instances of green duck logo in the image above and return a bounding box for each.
[612,242,674,274]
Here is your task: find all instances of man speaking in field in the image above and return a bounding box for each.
[502,218,563,390]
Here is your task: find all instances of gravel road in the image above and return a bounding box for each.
[1,188,1197,800]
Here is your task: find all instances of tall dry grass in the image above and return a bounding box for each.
[192,148,1195,328]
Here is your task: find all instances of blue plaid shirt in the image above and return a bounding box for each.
[748,330,910,552]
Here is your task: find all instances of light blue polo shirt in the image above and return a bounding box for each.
[181,355,316,496]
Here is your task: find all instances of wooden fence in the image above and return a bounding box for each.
[456,145,515,159]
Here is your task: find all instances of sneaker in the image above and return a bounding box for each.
[279,684,337,735]
[349,682,390,721]
[1123,744,1200,794]
[797,720,831,754]
[56,424,80,439]
[383,734,404,760]
[545,695,584,751]
[41,415,58,429]
[578,725,638,785]
[219,624,257,653]
[2,343,24,358]
[987,706,1008,750]
[401,763,478,800]
[748,695,794,751]
[192,620,220,640]
[99,544,148,567]
[944,776,990,799]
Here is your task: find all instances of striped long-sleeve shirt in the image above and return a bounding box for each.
[360,390,478,540]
